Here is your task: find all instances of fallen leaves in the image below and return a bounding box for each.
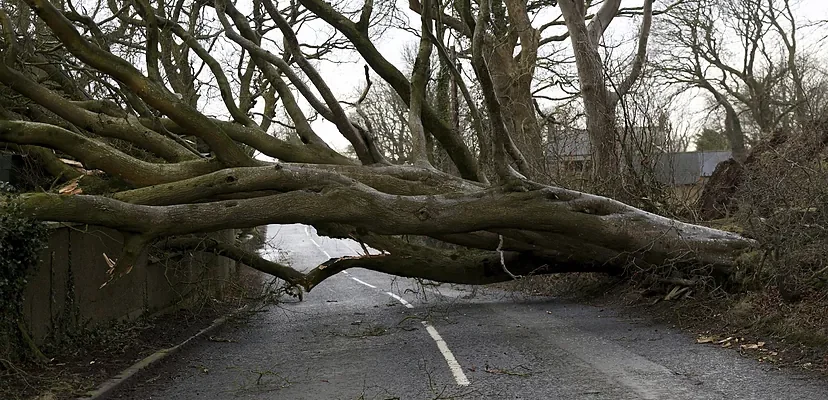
[696,335,780,362]
[740,341,765,350]
[696,335,717,344]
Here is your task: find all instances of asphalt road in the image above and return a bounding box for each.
[105,224,828,399]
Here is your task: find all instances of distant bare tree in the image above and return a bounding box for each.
[653,0,809,161]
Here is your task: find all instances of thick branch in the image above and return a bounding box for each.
[164,237,305,285]
[214,1,332,151]
[3,144,83,182]
[407,0,434,166]
[16,183,754,268]
[144,117,353,165]
[586,0,621,46]
[157,14,256,126]
[611,0,653,103]
[263,0,380,164]
[356,0,373,33]
[114,162,481,206]
[0,50,196,162]
[299,0,484,182]
[471,0,523,181]
[408,0,471,37]
[25,0,255,167]
[304,247,615,289]
[0,120,222,186]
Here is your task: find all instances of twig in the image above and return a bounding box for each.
[497,235,520,280]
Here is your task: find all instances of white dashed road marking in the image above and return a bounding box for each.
[304,226,331,258]
[384,292,470,386]
[385,292,414,308]
[422,321,471,386]
[351,277,377,288]
[303,226,471,386]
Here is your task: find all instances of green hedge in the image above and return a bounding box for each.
[1,183,47,363]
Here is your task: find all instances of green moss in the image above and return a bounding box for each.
[735,250,762,268]
[78,175,132,195]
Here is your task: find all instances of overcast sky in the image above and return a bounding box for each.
[280,0,828,151]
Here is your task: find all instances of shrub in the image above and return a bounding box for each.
[0,183,48,364]
[734,124,828,299]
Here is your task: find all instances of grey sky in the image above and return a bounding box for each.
[292,0,827,151]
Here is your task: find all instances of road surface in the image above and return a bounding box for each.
[105,224,828,399]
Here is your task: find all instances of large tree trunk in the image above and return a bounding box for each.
[11,164,754,290]
[488,54,545,177]
[1,0,752,297]
[558,0,622,187]
[486,0,545,178]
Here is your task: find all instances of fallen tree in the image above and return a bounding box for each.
[0,0,754,293]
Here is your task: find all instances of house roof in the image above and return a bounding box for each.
[546,128,591,161]
[653,151,732,185]
[544,129,733,184]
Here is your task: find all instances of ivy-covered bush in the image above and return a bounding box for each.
[0,183,48,363]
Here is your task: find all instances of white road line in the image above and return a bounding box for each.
[351,277,377,288]
[302,225,469,386]
[385,292,414,308]
[304,226,331,258]
[384,293,470,386]
[304,226,349,275]
[422,321,471,386]
[369,285,471,386]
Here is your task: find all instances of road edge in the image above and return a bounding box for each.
[79,304,250,400]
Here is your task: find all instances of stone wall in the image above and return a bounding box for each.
[21,225,238,344]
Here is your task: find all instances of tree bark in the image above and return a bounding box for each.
[15,174,753,271]
[487,0,544,177]
[558,0,620,185]
[0,0,753,297]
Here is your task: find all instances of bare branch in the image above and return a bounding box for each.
[299,0,485,182]
[25,0,254,167]
[263,0,383,164]
[407,0,434,167]
[611,0,653,103]
[0,120,222,186]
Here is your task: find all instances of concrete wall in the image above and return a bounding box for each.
[21,225,238,344]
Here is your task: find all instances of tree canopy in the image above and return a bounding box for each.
[693,128,729,152]
[0,0,757,292]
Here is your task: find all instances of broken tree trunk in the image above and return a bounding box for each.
[13,167,755,291]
